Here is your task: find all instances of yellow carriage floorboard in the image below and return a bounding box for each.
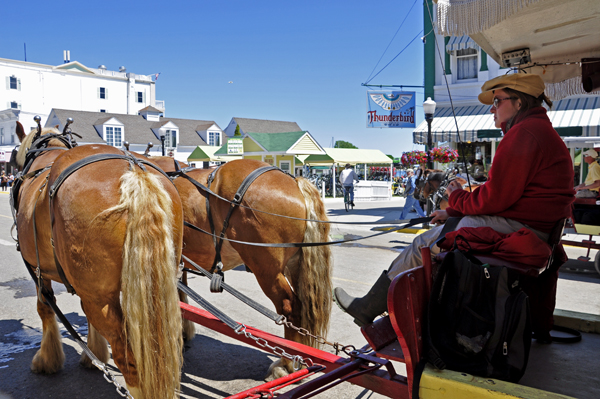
[419,366,574,399]
[419,309,599,399]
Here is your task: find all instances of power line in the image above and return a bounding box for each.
[365,0,419,83]
[364,29,424,85]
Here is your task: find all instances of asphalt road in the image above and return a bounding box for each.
[1,193,599,398]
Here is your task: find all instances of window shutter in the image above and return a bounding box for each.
[143,91,146,103]
[97,87,100,98]
[17,79,21,91]
[6,77,9,90]
[105,88,108,100]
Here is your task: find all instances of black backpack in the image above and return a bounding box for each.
[425,249,532,383]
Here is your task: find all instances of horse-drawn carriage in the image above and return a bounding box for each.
[9,114,597,399]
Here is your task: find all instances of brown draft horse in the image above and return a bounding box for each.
[13,123,184,399]
[421,172,482,211]
[152,157,332,381]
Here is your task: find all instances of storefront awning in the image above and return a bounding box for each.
[413,96,600,145]
[413,104,495,144]
[446,35,479,53]
[303,148,392,167]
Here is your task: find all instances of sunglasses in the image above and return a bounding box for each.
[492,97,517,108]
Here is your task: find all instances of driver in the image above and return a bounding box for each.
[333,73,575,328]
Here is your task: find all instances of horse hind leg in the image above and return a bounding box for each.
[80,319,109,368]
[179,271,196,342]
[31,282,65,374]
[248,259,302,381]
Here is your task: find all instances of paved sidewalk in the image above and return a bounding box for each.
[324,196,600,398]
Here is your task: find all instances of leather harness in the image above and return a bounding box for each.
[170,164,294,291]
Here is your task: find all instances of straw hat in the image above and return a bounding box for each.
[478,74,546,105]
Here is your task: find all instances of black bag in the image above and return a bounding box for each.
[425,249,532,383]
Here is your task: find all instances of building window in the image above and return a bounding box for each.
[99,87,107,99]
[280,160,291,173]
[208,131,220,146]
[9,76,18,90]
[165,129,177,147]
[105,126,122,147]
[456,49,478,80]
[0,128,4,145]
[10,101,18,109]
[137,92,144,103]
[100,109,106,113]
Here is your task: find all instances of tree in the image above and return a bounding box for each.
[234,124,241,136]
[334,140,358,149]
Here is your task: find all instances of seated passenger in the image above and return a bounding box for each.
[574,149,600,198]
[333,73,575,328]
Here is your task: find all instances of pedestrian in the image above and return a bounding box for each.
[339,163,359,206]
[333,73,575,330]
[1,171,7,191]
[399,170,426,220]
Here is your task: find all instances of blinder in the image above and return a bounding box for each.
[9,146,20,169]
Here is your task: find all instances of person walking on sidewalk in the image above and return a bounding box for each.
[339,163,359,206]
[333,73,575,327]
[399,170,426,220]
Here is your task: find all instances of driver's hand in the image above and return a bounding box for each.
[445,180,463,196]
[430,210,449,225]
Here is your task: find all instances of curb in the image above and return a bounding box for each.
[553,309,600,334]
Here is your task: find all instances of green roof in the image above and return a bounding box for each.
[213,145,227,155]
[247,131,306,152]
[188,146,210,160]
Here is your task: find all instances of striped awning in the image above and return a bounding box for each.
[413,104,495,144]
[413,96,600,145]
[446,35,480,53]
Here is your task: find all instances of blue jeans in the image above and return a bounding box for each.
[400,195,426,219]
[343,185,354,202]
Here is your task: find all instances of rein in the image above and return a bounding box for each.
[169,168,405,226]
[184,217,431,248]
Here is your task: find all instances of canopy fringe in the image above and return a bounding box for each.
[546,76,600,101]
[436,0,542,36]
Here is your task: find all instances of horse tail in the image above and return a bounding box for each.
[294,177,332,348]
[117,168,182,398]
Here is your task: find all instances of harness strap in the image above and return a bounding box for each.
[210,166,283,274]
[46,151,173,294]
[205,165,224,248]
[49,152,170,199]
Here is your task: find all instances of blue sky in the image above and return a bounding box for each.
[2,1,425,157]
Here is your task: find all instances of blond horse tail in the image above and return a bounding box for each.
[117,169,183,398]
[294,177,332,348]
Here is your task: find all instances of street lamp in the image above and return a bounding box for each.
[160,135,166,156]
[423,97,437,169]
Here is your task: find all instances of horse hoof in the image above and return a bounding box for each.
[264,364,289,382]
[182,318,196,342]
[31,349,64,374]
[79,352,94,369]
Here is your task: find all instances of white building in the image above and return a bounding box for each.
[45,108,224,165]
[413,2,600,173]
[0,55,163,163]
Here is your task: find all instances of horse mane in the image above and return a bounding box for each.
[426,172,445,182]
[16,127,62,167]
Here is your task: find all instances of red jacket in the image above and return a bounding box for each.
[447,108,575,233]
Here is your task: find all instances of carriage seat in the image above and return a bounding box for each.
[435,218,567,277]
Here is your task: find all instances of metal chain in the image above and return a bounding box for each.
[92,360,134,399]
[276,317,349,355]
[236,325,314,370]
